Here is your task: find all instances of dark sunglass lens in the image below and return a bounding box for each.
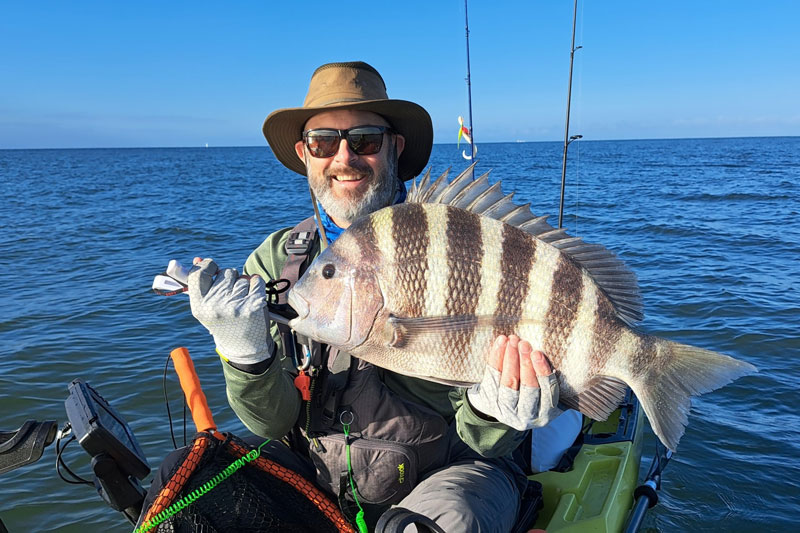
[305,131,340,157]
[347,128,385,155]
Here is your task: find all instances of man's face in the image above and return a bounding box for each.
[294,109,405,228]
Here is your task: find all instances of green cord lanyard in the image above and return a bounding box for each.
[341,412,368,533]
[133,438,270,533]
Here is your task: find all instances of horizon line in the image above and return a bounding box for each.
[1,134,797,151]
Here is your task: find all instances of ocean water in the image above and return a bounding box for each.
[0,137,798,532]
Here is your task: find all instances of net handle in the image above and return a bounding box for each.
[170,347,218,434]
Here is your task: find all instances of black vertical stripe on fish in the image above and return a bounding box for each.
[444,207,484,315]
[543,254,584,362]
[443,207,484,360]
[589,293,626,372]
[493,224,537,338]
[391,203,430,318]
[352,215,381,266]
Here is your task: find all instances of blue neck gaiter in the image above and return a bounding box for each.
[317,179,408,244]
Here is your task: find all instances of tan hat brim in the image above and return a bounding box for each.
[263,98,432,181]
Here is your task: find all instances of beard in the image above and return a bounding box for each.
[306,142,400,225]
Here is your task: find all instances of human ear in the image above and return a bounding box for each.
[394,134,406,157]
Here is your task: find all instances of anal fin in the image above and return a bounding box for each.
[560,375,629,421]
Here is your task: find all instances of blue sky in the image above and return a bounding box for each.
[2,1,798,149]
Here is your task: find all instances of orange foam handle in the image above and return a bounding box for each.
[170,347,217,433]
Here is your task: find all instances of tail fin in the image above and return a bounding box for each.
[633,339,756,452]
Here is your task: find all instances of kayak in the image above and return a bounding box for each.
[529,390,644,533]
[0,356,656,533]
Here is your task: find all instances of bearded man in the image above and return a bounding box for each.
[182,61,579,532]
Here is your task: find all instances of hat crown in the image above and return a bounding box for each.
[303,61,389,109]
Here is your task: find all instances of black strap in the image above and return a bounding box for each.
[275,216,320,367]
[275,217,350,434]
[318,349,351,429]
[278,216,319,305]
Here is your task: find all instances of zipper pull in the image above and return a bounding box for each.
[294,370,312,401]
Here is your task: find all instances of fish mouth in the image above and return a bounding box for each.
[287,290,309,325]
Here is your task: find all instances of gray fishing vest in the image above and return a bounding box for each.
[276,217,450,506]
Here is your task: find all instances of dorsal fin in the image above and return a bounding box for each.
[408,166,643,325]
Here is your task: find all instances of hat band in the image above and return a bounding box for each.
[309,96,377,108]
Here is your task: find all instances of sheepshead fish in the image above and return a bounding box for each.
[288,165,756,451]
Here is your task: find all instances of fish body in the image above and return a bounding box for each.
[288,166,756,451]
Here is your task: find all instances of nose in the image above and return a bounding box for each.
[332,138,358,166]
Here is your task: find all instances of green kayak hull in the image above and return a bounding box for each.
[529,394,644,533]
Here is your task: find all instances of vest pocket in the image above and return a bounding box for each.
[311,434,419,505]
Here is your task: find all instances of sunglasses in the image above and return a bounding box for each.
[302,125,395,158]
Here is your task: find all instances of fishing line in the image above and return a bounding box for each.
[573,0,585,236]
[133,438,271,533]
[163,352,189,449]
[342,420,368,533]
[163,352,179,449]
[183,403,187,447]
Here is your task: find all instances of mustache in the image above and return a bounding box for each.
[324,163,374,179]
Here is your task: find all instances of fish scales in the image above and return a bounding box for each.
[589,288,626,376]
[542,254,585,368]
[520,234,558,362]
[288,166,757,451]
[351,211,381,267]
[421,205,450,319]
[444,207,483,373]
[553,271,599,395]
[356,205,608,385]
[494,221,536,338]
[388,203,428,318]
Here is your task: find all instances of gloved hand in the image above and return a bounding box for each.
[467,335,561,431]
[187,258,274,365]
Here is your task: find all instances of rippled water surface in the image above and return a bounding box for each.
[1,138,798,532]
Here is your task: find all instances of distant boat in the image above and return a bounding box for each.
[205,143,209,148]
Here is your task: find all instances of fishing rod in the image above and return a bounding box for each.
[557,0,583,229]
[624,444,673,532]
[463,0,476,160]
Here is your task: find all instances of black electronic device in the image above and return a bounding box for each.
[64,379,150,480]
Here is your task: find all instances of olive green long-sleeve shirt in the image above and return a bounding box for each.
[221,225,524,457]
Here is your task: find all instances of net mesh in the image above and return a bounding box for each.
[138,432,354,533]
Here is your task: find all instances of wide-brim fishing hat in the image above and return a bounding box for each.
[263,61,433,181]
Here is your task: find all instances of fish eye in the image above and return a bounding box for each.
[322,264,336,279]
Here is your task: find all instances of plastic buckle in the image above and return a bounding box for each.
[286,231,314,255]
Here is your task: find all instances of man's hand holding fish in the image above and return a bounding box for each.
[467,335,562,431]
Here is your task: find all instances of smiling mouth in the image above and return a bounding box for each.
[332,174,365,182]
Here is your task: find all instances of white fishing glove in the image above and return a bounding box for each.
[187,258,274,366]
[467,339,562,431]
